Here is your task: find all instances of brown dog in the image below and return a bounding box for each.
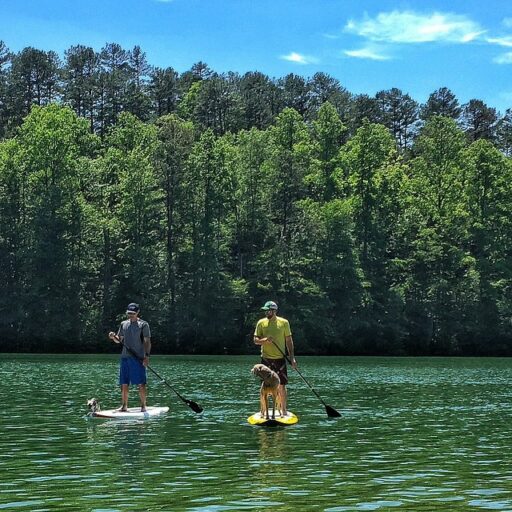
[251,364,281,419]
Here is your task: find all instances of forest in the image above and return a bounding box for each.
[1,41,512,356]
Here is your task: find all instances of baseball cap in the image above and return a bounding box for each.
[126,302,140,314]
[261,301,278,310]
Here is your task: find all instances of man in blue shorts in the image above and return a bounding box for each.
[108,303,151,412]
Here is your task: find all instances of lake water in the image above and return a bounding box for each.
[1,354,512,511]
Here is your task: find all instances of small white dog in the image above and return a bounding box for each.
[87,398,100,414]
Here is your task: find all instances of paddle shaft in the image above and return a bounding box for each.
[269,341,325,403]
[114,336,203,413]
[269,339,341,417]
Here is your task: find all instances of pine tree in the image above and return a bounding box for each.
[0,41,11,137]
[63,45,99,132]
[420,87,461,121]
[150,67,179,117]
[376,88,419,151]
[125,45,152,120]
[460,99,498,142]
[7,47,61,126]
[98,43,130,132]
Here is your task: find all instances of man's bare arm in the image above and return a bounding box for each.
[254,335,273,345]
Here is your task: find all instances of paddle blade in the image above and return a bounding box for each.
[325,405,341,418]
[186,400,203,414]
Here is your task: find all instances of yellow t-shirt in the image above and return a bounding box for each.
[254,316,292,359]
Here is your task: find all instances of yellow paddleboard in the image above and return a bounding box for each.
[247,411,298,426]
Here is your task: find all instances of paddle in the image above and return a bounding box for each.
[114,337,203,414]
[269,340,341,418]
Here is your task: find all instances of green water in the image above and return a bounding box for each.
[1,355,512,511]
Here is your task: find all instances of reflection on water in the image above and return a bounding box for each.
[1,355,512,510]
[253,429,287,494]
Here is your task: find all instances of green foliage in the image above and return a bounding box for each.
[375,88,419,151]
[1,42,512,355]
[307,102,346,201]
[0,105,99,349]
[421,87,461,121]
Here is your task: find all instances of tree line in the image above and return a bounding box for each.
[1,40,512,356]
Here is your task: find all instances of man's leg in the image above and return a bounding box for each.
[279,384,287,416]
[120,384,129,411]
[139,384,147,412]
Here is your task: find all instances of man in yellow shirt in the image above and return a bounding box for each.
[254,301,297,416]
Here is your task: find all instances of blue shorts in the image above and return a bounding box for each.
[119,357,147,386]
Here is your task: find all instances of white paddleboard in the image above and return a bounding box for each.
[247,411,298,426]
[92,406,169,419]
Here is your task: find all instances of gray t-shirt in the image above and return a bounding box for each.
[117,319,151,359]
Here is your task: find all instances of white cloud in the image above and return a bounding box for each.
[487,36,512,47]
[345,10,484,44]
[323,33,341,40]
[344,46,391,61]
[493,52,512,64]
[280,52,318,65]
[504,18,512,28]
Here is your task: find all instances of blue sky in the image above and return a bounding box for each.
[2,0,512,112]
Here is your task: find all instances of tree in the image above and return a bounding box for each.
[460,99,498,142]
[178,61,213,97]
[348,94,380,134]
[95,112,164,333]
[338,120,405,351]
[307,101,346,201]
[189,61,214,81]
[339,120,396,262]
[420,87,461,121]
[192,73,244,134]
[230,128,271,282]
[376,88,419,151]
[0,40,11,137]
[402,116,469,353]
[239,71,279,130]
[150,67,179,117]
[98,43,131,133]
[255,108,313,308]
[496,108,512,156]
[278,74,313,119]
[292,198,363,352]
[310,72,352,122]
[125,45,152,120]
[63,45,99,132]
[7,47,61,127]
[0,138,26,344]
[462,139,512,352]
[154,114,195,346]
[178,129,242,350]
[0,105,98,348]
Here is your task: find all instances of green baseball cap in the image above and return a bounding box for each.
[261,301,278,310]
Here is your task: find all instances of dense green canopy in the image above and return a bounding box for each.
[1,41,511,355]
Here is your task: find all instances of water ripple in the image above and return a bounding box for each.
[2,355,512,510]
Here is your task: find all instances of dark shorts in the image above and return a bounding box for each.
[119,357,147,386]
[261,357,288,385]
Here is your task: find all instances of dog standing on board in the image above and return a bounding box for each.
[87,398,100,414]
[251,364,282,419]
